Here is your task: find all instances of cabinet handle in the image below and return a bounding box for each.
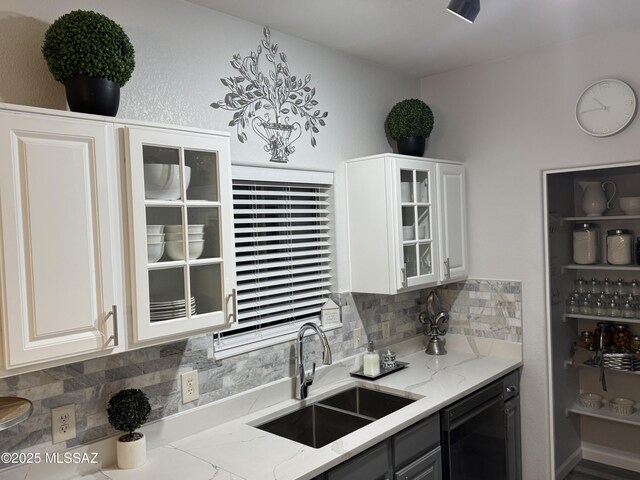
[106,305,119,347]
[444,257,451,279]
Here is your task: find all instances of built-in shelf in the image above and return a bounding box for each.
[563,313,640,325]
[564,358,640,376]
[562,215,640,224]
[566,401,640,427]
[562,264,640,273]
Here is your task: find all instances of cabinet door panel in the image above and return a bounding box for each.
[393,159,439,290]
[125,126,235,343]
[394,447,442,480]
[436,164,467,282]
[0,114,118,367]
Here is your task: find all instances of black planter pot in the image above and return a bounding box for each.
[397,136,426,157]
[64,75,120,117]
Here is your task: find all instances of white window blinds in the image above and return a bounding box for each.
[219,166,334,345]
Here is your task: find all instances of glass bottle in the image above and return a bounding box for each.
[579,298,592,315]
[609,300,621,317]
[631,335,640,354]
[566,298,579,314]
[622,300,636,319]
[631,279,640,296]
[590,278,601,295]
[579,331,596,351]
[602,278,613,294]
[615,279,628,296]
[594,299,607,316]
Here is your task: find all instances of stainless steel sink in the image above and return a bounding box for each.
[257,404,372,448]
[255,386,416,448]
[318,386,415,419]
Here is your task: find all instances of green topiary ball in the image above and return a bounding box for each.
[107,389,151,441]
[42,10,135,86]
[384,99,434,140]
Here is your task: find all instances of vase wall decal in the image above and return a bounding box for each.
[251,117,302,163]
[211,27,328,163]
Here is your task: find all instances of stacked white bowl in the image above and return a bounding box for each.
[147,225,165,263]
[143,164,192,200]
[165,225,205,260]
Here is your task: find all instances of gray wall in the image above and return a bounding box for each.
[420,25,640,479]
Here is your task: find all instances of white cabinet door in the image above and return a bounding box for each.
[125,126,235,343]
[436,163,468,282]
[0,113,120,368]
[393,158,439,290]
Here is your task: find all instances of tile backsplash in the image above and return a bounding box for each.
[0,279,521,465]
[439,279,523,343]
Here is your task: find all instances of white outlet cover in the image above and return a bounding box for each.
[181,370,200,404]
[382,320,391,339]
[51,404,76,444]
[354,327,362,348]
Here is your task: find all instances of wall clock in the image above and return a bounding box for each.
[575,78,637,137]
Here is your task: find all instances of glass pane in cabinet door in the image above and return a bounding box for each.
[142,145,183,201]
[400,170,414,203]
[417,207,431,240]
[148,268,188,322]
[403,245,418,278]
[402,207,416,241]
[187,207,220,259]
[419,243,433,276]
[190,264,223,316]
[185,150,218,202]
[146,207,183,263]
[416,171,429,203]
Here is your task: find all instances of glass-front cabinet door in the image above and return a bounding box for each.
[394,159,438,290]
[125,126,235,343]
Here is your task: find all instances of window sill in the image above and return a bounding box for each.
[213,320,342,360]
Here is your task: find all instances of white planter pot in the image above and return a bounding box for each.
[116,433,146,469]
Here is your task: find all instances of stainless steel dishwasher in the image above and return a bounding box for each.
[440,370,521,480]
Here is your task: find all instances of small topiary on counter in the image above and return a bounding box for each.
[385,99,434,140]
[41,9,135,86]
[107,388,151,442]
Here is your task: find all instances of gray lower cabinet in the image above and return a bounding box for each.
[325,414,441,480]
[394,447,442,480]
[326,442,390,480]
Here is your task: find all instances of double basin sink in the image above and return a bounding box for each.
[256,386,416,448]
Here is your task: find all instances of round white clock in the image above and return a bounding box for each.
[575,78,637,137]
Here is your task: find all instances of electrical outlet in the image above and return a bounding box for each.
[382,320,391,340]
[51,404,76,444]
[181,370,200,404]
[354,327,362,348]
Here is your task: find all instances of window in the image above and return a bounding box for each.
[214,166,334,355]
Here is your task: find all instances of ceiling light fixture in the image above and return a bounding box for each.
[447,0,480,23]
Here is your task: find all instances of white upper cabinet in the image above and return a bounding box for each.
[0,112,121,368]
[124,126,236,343]
[346,154,467,295]
[436,163,468,283]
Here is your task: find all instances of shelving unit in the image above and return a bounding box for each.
[545,162,640,474]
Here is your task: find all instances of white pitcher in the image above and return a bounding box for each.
[578,181,617,216]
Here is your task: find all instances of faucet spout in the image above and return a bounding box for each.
[295,322,332,400]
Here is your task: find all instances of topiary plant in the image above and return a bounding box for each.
[107,389,151,442]
[384,99,434,140]
[41,10,135,86]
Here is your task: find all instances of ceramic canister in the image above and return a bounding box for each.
[382,349,396,369]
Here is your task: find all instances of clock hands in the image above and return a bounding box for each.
[580,107,607,114]
[592,97,610,111]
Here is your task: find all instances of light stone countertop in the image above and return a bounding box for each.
[3,335,522,480]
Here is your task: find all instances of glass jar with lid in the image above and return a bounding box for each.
[613,324,631,352]
[594,322,614,349]
[573,223,600,265]
[607,229,633,265]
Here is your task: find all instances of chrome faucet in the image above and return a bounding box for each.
[296,322,332,400]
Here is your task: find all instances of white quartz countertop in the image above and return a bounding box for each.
[3,335,522,480]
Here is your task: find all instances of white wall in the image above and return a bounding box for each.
[0,0,418,292]
[420,25,640,479]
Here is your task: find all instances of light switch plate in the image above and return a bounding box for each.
[51,404,76,444]
[181,370,200,404]
[382,320,391,340]
[354,327,362,348]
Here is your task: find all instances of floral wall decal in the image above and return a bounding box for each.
[211,27,328,163]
